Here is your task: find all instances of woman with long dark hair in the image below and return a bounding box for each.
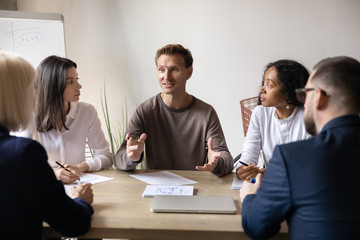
[33,55,113,183]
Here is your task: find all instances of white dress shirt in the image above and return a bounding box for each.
[33,102,113,171]
[239,105,310,167]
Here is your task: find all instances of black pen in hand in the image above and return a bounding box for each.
[234,160,249,169]
[238,161,249,167]
[55,161,71,172]
[55,161,81,184]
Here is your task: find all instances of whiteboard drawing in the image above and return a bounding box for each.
[0,13,66,68]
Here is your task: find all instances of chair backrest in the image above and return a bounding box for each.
[240,96,259,136]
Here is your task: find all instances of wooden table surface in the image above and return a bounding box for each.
[43,169,289,240]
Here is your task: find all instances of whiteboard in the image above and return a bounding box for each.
[0,10,66,68]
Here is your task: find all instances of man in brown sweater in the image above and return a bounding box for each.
[115,44,233,177]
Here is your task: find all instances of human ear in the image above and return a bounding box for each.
[315,89,328,110]
[187,66,193,79]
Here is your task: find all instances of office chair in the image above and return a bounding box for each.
[240,96,259,137]
[234,96,259,166]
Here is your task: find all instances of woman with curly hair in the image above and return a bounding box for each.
[236,59,311,180]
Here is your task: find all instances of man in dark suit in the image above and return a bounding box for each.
[240,56,360,240]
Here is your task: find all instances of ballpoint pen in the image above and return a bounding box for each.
[55,161,81,184]
[55,161,71,172]
[238,160,249,167]
[234,159,249,169]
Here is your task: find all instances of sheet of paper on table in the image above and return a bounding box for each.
[64,173,114,195]
[130,171,198,185]
[142,185,194,198]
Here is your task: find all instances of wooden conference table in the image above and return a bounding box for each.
[43,169,289,240]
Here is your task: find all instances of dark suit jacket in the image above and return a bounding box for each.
[241,115,360,240]
[0,125,94,239]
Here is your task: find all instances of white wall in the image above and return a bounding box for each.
[17,0,360,157]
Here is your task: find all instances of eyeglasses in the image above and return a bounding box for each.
[295,87,331,104]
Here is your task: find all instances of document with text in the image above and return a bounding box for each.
[142,185,194,198]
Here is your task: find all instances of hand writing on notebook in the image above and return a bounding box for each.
[126,133,147,162]
[196,137,221,172]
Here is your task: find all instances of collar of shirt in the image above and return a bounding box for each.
[67,102,78,121]
[272,106,299,121]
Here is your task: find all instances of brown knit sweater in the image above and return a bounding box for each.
[115,94,233,177]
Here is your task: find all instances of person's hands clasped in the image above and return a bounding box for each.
[126,133,147,162]
[69,182,94,204]
[196,137,221,172]
[239,173,263,202]
[236,163,265,181]
[54,164,80,184]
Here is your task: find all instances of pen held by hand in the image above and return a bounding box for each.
[55,161,80,182]
[239,161,249,167]
[55,161,71,173]
[234,160,249,168]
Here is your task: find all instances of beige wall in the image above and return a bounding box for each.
[17,0,360,157]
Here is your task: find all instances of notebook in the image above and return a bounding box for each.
[151,195,237,214]
[231,177,243,189]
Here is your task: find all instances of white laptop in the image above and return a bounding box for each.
[151,195,237,214]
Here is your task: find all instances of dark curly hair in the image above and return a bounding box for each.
[260,59,309,106]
